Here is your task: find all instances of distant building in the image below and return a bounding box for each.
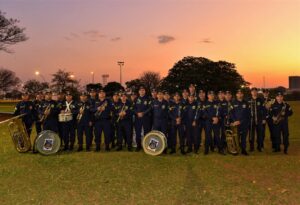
[288,76,300,92]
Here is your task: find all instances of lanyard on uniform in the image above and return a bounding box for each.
[65,101,73,112]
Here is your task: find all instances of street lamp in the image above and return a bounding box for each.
[117,61,124,85]
[91,71,94,83]
[35,71,46,82]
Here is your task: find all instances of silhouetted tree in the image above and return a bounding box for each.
[23,79,49,94]
[160,56,249,94]
[51,69,79,94]
[0,11,28,53]
[0,68,20,92]
[103,81,124,97]
[140,71,161,92]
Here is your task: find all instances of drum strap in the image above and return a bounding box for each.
[65,101,73,112]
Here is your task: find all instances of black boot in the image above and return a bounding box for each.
[128,146,133,152]
[284,147,288,154]
[135,146,142,152]
[241,149,249,156]
[116,146,122,151]
[180,147,186,155]
[105,144,110,151]
[95,144,101,152]
[169,148,176,154]
[204,148,209,155]
[63,145,69,151]
[77,145,83,152]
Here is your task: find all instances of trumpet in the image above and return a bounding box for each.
[40,104,51,123]
[116,103,126,123]
[94,101,107,119]
[77,105,85,123]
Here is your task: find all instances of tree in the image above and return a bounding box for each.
[51,69,79,93]
[140,71,161,92]
[103,81,124,97]
[125,79,142,92]
[23,79,49,94]
[86,83,102,92]
[0,68,20,92]
[160,56,249,93]
[0,11,28,53]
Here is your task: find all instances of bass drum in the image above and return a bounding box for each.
[142,130,167,156]
[34,130,61,155]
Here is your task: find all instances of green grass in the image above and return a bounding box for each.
[0,102,299,204]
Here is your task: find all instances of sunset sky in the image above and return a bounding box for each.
[0,0,299,88]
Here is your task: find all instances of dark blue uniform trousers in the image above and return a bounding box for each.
[134,116,151,147]
[62,121,76,148]
[117,120,132,147]
[77,123,91,148]
[94,119,111,146]
[205,122,221,151]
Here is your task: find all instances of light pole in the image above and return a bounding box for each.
[117,61,124,85]
[69,74,75,88]
[35,71,47,82]
[91,71,94,84]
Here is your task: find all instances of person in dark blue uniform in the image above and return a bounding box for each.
[39,91,59,133]
[262,89,274,149]
[169,92,185,154]
[223,91,234,150]
[88,88,98,147]
[33,92,44,135]
[248,87,267,152]
[217,90,227,152]
[92,89,112,151]
[76,92,93,152]
[134,85,152,152]
[185,94,200,154]
[116,92,133,151]
[60,91,78,151]
[111,91,120,148]
[152,90,169,153]
[230,89,251,156]
[269,92,293,154]
[203,91,224,155]
[14,92,35,137]
[56,91,65,144]
[197,89,206,150]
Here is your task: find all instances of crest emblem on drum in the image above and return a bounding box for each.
[148,138,159,151]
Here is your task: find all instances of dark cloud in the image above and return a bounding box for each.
[83,30,106,39]
[200,38,213,43]
[110,37,121,42]
[157,35,175,44]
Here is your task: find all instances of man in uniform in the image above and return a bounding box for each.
[14,92,35,137]
[39,91,59,133]
[111,91,120,148]
[223,91,234,150]
[76,92,93,152]
[116,92,133,151]
[169,92,185,154]
[33,92,44,135]
[197,89,206,149]
[185,94,200,154]
[92,89,112,151]
[269,92,293,154]
[248,87,267,152]
[88,88,98,146]
[130,91,138,148]
[230,89,250,156]
[217,90,227,152]
[262,89,274,149]
[134,85,152,151]
[203,91,224,155]
[60,91,77,151]
[56,91,65,144]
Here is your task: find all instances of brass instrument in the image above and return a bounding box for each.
[116,103,126,123]
[77,104,85,123]
[225,125,240,155]
[273,102,286,125]
[40,104,51,123]
[94,101,107,119]
[0,114,32,153]
[264,98,275,110]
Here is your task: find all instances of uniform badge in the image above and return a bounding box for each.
[162,105,165,109]
[242,104,246,108]
[192,106,195,109]
[144,101,148,105]
[51,104,55,108]
[257,102,261,106]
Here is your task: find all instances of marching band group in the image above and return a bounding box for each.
[13,83,293,155]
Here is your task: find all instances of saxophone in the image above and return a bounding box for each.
[273,102,286,125]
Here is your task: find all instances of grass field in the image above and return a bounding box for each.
[0,102,299,204]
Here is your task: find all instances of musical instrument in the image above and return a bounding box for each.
[77,104,85,123]
[116,103,126,123]
[264,98,275,110]
[58,113,73,122]
[1,114,32,153]
[142,130,167,156]
[225,125,240,155]
[94,101,107,119]
[34,130,61,155]
[273,102,286,125]
[40,104,51,123]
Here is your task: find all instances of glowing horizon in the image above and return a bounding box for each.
[0,0,299,88]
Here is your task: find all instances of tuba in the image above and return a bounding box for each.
[225,125,240,155]
[5,114,31,153]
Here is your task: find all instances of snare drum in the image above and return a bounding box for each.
[58,113,73,122]
[34,130,61,155]
[142,130,167,156]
